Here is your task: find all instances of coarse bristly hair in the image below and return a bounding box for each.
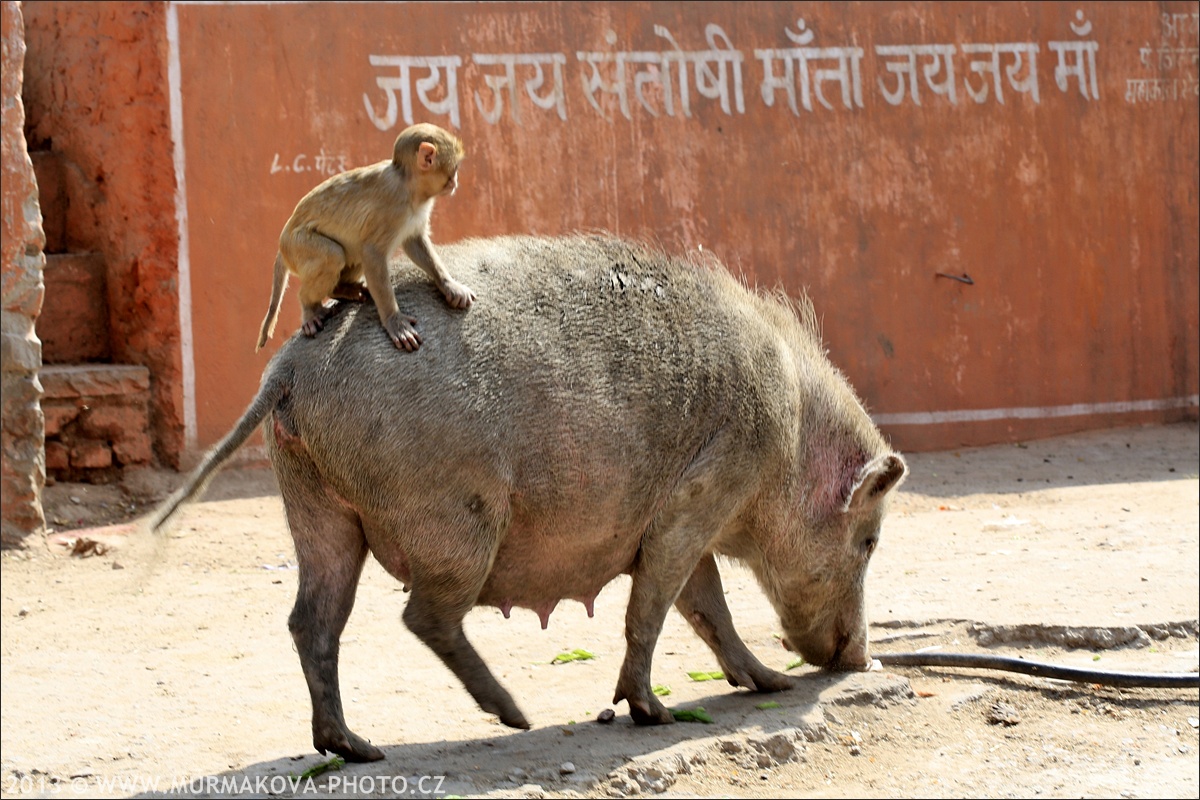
[152,232,907,750]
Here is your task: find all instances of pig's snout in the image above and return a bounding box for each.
[782,628,871,672]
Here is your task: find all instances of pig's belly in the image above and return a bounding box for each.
[476,516,643,627]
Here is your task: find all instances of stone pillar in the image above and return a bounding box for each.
[1,0,47,547]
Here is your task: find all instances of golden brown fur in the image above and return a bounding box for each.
[256,123,473,352]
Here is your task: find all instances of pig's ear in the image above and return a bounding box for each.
[844,453,907,513]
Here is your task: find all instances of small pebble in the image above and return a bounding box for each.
[597,708,616,724]
[987,702,1020,726]
[559,762,575,775]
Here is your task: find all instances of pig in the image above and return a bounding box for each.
[151,234,906,762]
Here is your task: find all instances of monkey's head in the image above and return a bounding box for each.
[393,123,465,202]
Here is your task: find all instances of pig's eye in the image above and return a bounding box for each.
[862,537,878,556]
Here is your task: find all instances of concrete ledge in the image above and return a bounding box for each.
[41,364,150,399]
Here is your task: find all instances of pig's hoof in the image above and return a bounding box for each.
[627,698,675,726]
[478,693,530,730]
[315,730,385,763]
[499,710,532,730]
[730,666,793,693]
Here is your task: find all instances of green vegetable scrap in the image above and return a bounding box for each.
[687,670,725,682]
[552,648,596,664]
[671,707,715,723]
[299,755,345,780]
[785,657,805,670]
[755,701,782,710]
[652,684,672,696]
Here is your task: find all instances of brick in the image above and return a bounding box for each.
[79,402,148,440]
[70,440,112,469]
[41,364,150,400]
[45,440,70,470]
[112,432,152,465]
[43,401,80,436]
[40,252,110,364]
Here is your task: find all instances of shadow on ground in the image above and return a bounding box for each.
[132,669,899,799]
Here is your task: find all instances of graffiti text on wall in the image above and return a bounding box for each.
[1124,11,1200,104]
[359,11,1123,131]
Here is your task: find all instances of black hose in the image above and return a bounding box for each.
[875,651,1200,689]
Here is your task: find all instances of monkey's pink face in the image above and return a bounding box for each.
[438,169,459,197]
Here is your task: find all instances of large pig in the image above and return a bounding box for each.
[152,234,906,762]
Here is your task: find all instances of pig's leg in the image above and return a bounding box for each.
[401,528,530,730]
[675,553,793,692]
[613,462,749,724]
[276,452,383,762]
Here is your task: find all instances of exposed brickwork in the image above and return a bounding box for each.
[44,441,68,471]
[70,440,112,470]
[41,365,152,482]
[1,0,46,547]
[22,1,183,466]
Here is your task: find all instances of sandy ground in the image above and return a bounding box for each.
[1,421,1197,799]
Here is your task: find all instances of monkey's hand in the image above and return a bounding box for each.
[440,278,476,310]
[383,311,423,352]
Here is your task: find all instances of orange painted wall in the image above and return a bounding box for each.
[23,1,184,466]
[173,1,1195,453]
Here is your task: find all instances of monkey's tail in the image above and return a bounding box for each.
[149,369,290,534]
[256,253,289,352]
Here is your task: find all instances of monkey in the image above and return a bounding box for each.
[256,123,474,353]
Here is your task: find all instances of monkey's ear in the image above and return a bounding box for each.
[417,141,437,171]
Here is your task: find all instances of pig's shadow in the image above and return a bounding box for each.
[130,670,880,798]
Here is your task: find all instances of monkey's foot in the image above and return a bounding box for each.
[382,312,422,352]
[301,304,339,337]
[441,278,476,310]
[330,282,370,302]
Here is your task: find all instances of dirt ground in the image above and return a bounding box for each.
[2,421,1197,799]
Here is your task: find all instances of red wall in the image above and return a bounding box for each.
[31,2,1200,458]
[23,1,184,465]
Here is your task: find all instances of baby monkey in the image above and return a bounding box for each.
[256,123,474,352]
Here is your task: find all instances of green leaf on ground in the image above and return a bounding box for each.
[300,756,344,779]
[671,707,715,723]
[687,670,725,682]
[552,648,596,664]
